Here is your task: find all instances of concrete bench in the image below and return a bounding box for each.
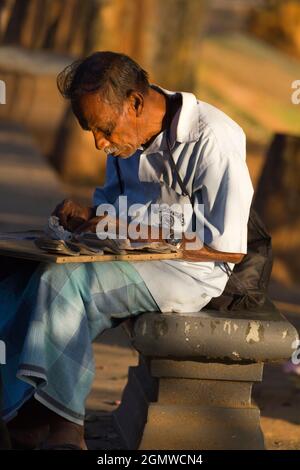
[113,299,299,450]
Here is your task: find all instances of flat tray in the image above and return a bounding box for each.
[0,239,182,264]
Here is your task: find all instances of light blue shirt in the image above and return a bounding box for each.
[93,87,254,313]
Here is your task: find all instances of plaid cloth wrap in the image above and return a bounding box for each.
[0,257,159,425]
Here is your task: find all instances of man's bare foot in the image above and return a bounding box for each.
[41,407,87,450]
[43,422,87,450]
[8,425,49,450]
[8,398,87,450]
[8,398,50,449]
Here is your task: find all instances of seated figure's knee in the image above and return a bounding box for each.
[37,262,83,290]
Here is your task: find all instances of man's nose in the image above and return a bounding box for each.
[93,132,110,151]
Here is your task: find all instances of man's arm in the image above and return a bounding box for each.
[74,217,244,264]
[143,230,245,264]
[181,241,245,264]
[130,227,245,262]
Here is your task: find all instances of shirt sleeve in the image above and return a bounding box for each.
[192,136,254,254]
[92,156,122,207]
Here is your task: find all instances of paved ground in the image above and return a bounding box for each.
[0,122,300,450]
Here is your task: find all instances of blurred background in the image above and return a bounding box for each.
[0,0,300,449]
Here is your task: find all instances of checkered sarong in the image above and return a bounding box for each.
[0,258,159,424]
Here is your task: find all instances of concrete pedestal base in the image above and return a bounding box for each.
[113,355,264,450]
[114,306,298,450]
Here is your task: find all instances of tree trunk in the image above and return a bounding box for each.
[89,0,205,92]
[254,133,300,287]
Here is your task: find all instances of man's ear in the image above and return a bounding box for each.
[129,92,144,116]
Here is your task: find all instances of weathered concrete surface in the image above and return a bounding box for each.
[156,377,253,406]
[140,404,263,450]
[151,359,263,381]
[132,305,299,362]
[114,301,299,449]
[113,354,265,450]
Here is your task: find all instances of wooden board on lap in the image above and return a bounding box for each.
[0,239,182,264]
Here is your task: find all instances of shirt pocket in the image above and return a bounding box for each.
[155,182,194,234]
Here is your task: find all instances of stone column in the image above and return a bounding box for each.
[114,355,264,450]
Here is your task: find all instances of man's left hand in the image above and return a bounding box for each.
[73,217,103,234]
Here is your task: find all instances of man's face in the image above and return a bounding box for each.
[73,92,143,158]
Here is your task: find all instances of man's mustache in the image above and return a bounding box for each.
[104,146,119,155]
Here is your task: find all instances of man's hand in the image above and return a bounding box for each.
[182,234,245,263]
[73,216,103,234]
[52,199,95,232]
[74,215,128,235]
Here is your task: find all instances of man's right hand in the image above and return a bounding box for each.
[52,199,95,232]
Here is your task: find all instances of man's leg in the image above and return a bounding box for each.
[2,260,159,448]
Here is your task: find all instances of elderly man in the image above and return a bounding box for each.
[1,51,253,449]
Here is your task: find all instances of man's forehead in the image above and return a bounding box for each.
[79,93,110,116]
[76,93,115,127]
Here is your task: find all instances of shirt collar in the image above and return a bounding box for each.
[141,85,202,155]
